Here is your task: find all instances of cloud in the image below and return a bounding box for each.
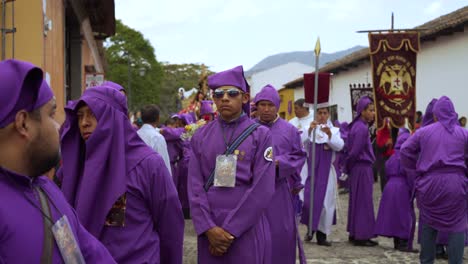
[423,1,442,15]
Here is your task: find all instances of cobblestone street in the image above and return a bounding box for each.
[183,183,468,263]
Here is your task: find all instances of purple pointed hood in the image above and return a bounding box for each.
[394,130,410,150]
[208,65,250,116]
[421,98,437,127]
[0,59,43,128]
[349,96,373,129]
[102,80,126,93]
[34,80,54,109]
[254,84,280,109]
[60,86,154,238]
[180,113,195,125]
[433,96,458,133]
[200,100,214,116]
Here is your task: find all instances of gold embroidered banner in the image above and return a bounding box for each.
[369,32,420,129]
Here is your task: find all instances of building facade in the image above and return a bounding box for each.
[0,0,115,122]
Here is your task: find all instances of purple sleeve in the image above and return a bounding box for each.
[465,130,468,175]
[188,143,217,236]
[77,223,116,263]
[71,207,116,263]
[149,158,184,264]
[276,128,306,182]
[162,127,185,141]
[221,131,276,238]
[345,125,368,169]
[400,132,420,172]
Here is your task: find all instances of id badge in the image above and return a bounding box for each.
[214,154,237,187]
[52,215,86,264]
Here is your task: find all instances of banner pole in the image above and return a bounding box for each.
[308,37,321,238]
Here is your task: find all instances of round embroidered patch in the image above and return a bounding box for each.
[263,147,273,162]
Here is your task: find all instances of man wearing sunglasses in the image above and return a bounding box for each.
[188,65,275,263]
[254,84,306,263]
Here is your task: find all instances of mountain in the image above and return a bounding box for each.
[245,45,366,77]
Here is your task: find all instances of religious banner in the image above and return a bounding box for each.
[369,32,419,129]
[303,72,331,107]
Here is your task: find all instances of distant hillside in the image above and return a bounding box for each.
[245,45,366,76]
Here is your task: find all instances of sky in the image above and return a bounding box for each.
[115,0,468,72]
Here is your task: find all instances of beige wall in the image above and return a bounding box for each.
[44,0,65,123]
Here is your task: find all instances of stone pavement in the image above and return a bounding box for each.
[183,183,468,263]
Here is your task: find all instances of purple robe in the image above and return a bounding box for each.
[188,114,275,263]
[301,124,344,233]
[162,127,185,183]
[0,59,43,128]
[162,127,190,211]
[401,96,468,233]
[337,122,349,189]
[0,59,115,263]
[346,97,376,240]
[260,118,306,263]
[375,132,413,239]
[60,86,184,263]
[0,170,116,263]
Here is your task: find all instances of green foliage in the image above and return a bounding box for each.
[159,63,214,120]
[104,20,164,111]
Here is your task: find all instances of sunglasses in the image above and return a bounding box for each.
[213,88,243,99]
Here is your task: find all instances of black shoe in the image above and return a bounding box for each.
[353,239,378,247]
[317,240,332,247]
[304,231,315,242]
[397,247,419,253]
[339,189,350,195]
[435,252,449,260]
[435,244,448,259]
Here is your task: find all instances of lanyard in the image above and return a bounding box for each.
[221,121,240,151]
[5,173,62,225]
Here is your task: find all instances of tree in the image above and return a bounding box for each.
[104,20,164,112]
[159,63,215,120]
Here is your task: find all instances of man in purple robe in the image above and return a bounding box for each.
[188,66,275,263]
[0,59,115,263]
[374,130,415,252]
[59,85,184,263]
[336,121,350,193]
[200,100,216,121]
[254,84,306,262]
[345,96,378,246]
[302,106,344,246]
[161,113,193,218]
[401,96,468,264]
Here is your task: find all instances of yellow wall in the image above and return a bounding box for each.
[278,88,295,120]
[0,0,44,66]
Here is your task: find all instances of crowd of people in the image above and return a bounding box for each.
[1,59,467,264]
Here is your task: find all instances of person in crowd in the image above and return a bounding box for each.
[345,96,378,247]
[254,84,306,262]
[401,96,468,264]
[302,106,344,246]
[59,86,184,263]
[137,104,171,174]
[0,59,116,263]
[188,65,275,263]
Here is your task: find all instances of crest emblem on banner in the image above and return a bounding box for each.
[369,32,420,129]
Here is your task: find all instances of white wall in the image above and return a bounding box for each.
[329,62,372,122]
[415,26,468,118]
[329,25,468,122]
[247,62,314,97]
